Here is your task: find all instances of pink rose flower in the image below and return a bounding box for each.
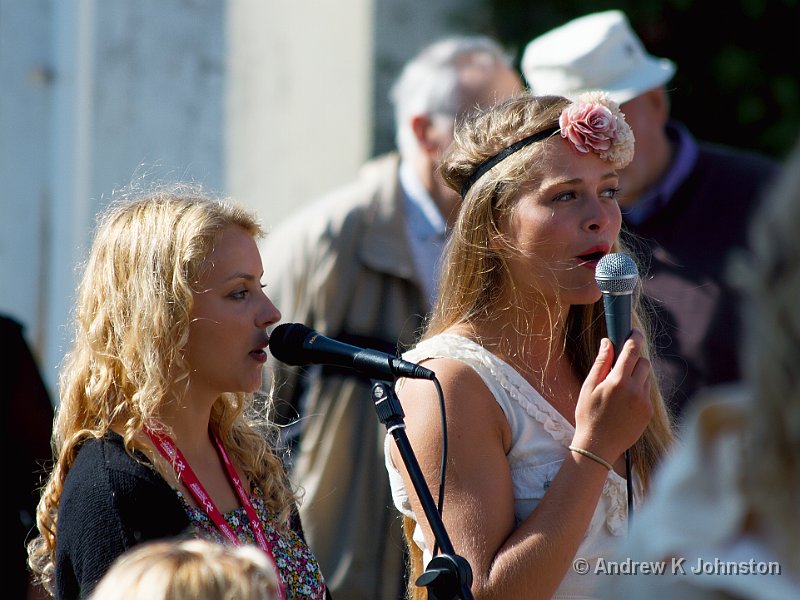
[559,102,617,154]
[558,91,635,168]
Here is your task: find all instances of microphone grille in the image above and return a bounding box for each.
[595,253,639,294]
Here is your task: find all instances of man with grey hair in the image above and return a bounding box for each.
[261,36,521,599]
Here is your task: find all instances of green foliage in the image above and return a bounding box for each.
[486,0,800,160]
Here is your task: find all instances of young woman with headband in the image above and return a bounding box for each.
[385,91,674,599]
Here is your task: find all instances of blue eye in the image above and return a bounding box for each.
[553,191,576,203]
[602,187,621,200]
[231,289,248,300]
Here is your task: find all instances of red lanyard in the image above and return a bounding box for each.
[144,424,286,600]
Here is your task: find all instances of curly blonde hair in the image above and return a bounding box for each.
[27,184,296,595]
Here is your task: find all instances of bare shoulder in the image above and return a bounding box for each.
[396,355,509,449]
[397,355,490,408]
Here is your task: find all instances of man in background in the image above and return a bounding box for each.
[261,36,522,599]
[522,10,779,420]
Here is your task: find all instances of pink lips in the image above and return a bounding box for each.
[250,340,269,363]
[250,349,268,364]
[576,245,610,270]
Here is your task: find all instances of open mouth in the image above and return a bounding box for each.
[578,250,606,263]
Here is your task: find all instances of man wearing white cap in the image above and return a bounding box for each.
[522,10,779,420]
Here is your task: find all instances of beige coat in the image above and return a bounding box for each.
[261,153,431,599]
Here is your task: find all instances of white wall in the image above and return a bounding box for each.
[46,0,230,394]
[0,0,52,364]
[0,0,487,398]
[226,0,373,229]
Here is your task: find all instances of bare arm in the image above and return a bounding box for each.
[391,332,653,600]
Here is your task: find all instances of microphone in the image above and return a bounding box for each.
[595,253,639,365]
[268,323,436,381]
[596,252,640,524]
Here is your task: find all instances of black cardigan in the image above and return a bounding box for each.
[54,433,326,599]
[55,433,191,599]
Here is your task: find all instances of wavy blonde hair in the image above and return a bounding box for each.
[403,93,674,598]
[27,184,295,595]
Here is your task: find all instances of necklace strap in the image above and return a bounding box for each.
[144,424,286,600]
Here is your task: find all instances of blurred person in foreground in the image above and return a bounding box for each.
[88,538,280,600]
[521,10,779,421]
[598,136,800,599]
[386,90,674,600]
[27,186,328,599]
[261,35,522,599]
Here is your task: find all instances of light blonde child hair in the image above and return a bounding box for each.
[88,538,280,600]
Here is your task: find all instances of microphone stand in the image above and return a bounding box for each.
[371,381,474,600]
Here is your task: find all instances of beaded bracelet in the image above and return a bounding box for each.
[568,445,613,471]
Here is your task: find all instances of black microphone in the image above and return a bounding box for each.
[595,252,640,525]
[595,253,639,365]
[269,323,436,381]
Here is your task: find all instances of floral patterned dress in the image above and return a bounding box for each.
[178,486,327,599]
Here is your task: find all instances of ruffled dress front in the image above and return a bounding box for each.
[384,333,640,599]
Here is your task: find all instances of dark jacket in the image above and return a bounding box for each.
[622,137,779,419]
[55,432,329,600]
[2,315,54,598]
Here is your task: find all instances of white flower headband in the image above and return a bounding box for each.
[460,91,635,197]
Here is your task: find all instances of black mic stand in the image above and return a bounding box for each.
[371,381,474,600]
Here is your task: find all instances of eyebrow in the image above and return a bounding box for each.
[556,171,618,186]
[222,271,261,283]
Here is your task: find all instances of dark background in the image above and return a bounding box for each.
[485,0,799,162]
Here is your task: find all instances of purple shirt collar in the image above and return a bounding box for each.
[622,120,699,225]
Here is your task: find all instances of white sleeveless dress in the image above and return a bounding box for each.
[384,333,640,599]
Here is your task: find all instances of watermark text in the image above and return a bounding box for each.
[572,556,782,576]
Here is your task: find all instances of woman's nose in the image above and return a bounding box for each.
[584,196,617,232]
[258,293,281,328]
